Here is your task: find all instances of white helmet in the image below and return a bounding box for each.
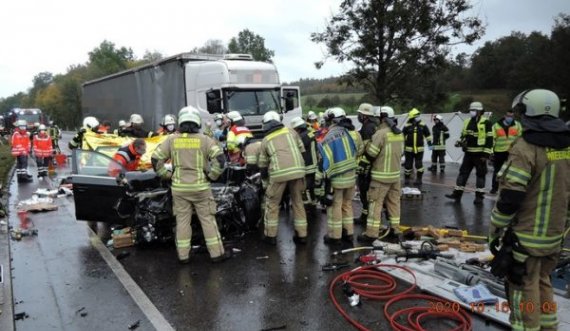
[469,102,484,111]
[130,114,144,125]
[307,111,317,121]
[214,113,224,121]
[290,117,306,129]
[15,119,27,127]
[263,111,281,123]
[38,124,47,131]
[178,111,201,127]
[227,111,243,123]
[434,114,443,121]
[162,114,176,126]
[83,116,99,129]
[512,89,560,118]
[179,106,199,118]
[118,120,126,127]
[357,103,374,116]
[379,106,395,118]
[328,107,346,119]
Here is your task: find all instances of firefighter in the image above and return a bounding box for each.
[428,115,450,173]
[290,116,318,209]
[157,114,177,135]
[445,102,493,205]
[47,121,61,154]
[33,124,53,178]
[98,120,112,134]
[109,138,146,177]
[490,109,522,194]
[306,111,319,132]
[258,111,307,245]
[69,116,100,150]
[152,108,231,264]
[318,107,359,245]
[357,106,404,243]
[121,114,155,138]
[11,120,32,183]
[226,111,253,165]
[355,103,378,224]
[243,137,262,175]
[402,108,432,187]
[488,89,569,331]
[114,120,127,136]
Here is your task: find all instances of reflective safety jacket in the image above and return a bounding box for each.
[461,116,493,155]
[112,143,143,176]
[227,125,253,153]
[491,139,570,256]
[11,130,31,156]
[492,119,522,153]
[402,120,432,153]
[318,124,357,189]
[431,122,450,151]
[258,125,305,183]
[153,133,224,192]
[33,134,53,158]
[244,141,262,166]
[358,121,378,167]
[296,128,317,175]
[366,122,404,185]
[48,126,60,141]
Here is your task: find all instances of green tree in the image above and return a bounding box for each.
[228,29,275,62]
[305,96,317,108]
[317,96,333,108]
[27,72,53,107]
[550,14,570,97]
[192,39,227,54]
[88,40,135,78]
[311,0,484,105]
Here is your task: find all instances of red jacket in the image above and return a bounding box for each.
[11,130,31,156]
[33,134,53,157]
[109,144,142,177]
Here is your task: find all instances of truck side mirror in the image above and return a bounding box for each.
[206,90,222,114]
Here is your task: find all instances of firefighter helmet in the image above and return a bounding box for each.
[307,111,317,121]
[179,112,201,127]
[469,102,484,111]
[408,108,420,119]
[380,106,395,118]
[290,117,306,129]
[263,111,281,123]
[227,111,243,123]
[512,89,560,118]
[83,116,99,129]
[130,114,144,125]
[357,103,374,116]
[162,114,176,126]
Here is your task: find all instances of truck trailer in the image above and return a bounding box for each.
[82,53,301,137]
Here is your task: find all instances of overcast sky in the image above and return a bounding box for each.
[0,0,568,99]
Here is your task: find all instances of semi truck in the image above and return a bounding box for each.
[82,53,301,137]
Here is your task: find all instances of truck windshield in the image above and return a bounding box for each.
[226,89,280,116]
[17,113,41,124]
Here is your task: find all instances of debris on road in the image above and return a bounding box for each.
[17,196,58,212]
[260,324,286,331]
[128,320,141,330]
[10,228,38,241]
[116,251,131,260]
[111,227,134,248]
[14,312,29,320]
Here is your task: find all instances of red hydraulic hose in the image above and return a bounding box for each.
[328,263,472,331]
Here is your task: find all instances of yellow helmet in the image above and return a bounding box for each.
[408,108,420,119]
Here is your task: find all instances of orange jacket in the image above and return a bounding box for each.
[109,144,142,177]
[11,131,31,156]
[33,134,53,157]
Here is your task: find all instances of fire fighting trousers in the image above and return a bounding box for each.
[16,155,28,176]
[365,182,401,238]
[357,173,371,217]
[491,151,509,192]
[455,152,487,193]
[507,253,559,331]
[404,151,424,176]
[264,178,307,238]
[172,189,224,260]
[326,186,355,239]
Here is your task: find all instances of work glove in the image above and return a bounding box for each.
[321,193,334,207]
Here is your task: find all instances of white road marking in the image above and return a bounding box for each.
[88,228,175,331]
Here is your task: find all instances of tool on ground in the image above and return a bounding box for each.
[434,258,506,298]
[394,241,454,262]
[322,262,350,271]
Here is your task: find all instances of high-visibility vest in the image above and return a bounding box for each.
[11,131,30,156]
[493,120,522,152]
[33,135,53,157]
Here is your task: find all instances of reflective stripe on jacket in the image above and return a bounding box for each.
[493,120,522,153]
[432,122,450,151]
[367,122,404,184]
[491,139,570,256]
[33,135,53,157]
[227,125,253,153]
[318,124,357,188]
[153,133,223,192]
[258,127,306,183]
[403,120,431,153]
[11,131,30,156]
[461,116,493,155]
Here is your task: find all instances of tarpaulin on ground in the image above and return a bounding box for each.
[81,131,168,169]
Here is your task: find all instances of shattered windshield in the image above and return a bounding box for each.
[226,89,280,116]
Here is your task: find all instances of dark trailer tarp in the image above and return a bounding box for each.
[82,53,223,130]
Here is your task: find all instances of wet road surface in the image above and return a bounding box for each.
[6,133,509,331]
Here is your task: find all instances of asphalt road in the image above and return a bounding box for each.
[4,131,511,331]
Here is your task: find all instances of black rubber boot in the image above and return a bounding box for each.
[428,165,437,173]
[445,190,463,202]
[404,175,412,187]
[474,192,484,206]
[354,212,367,225]
[413,172,423,187]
